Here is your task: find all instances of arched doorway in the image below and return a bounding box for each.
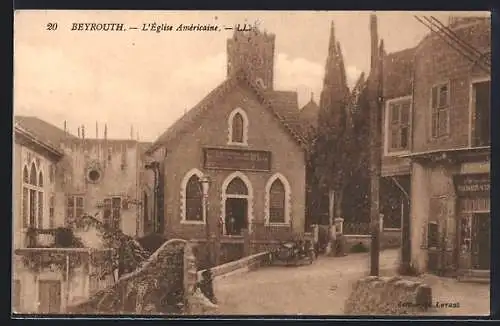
[222,172,253,236]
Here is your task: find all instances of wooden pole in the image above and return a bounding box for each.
[369,13,383,276]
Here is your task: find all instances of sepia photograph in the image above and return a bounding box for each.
[12,10,491,317]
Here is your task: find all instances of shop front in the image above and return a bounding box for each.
[454,172,490,273]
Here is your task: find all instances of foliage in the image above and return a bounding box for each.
[21,250,85,274]
[67,239,190,315]
[72,214,151,277]
[22,227,86,273]
[54,227,86,248]
[350,242,370,253]
[305,72,372,225]
[137,233,168,253]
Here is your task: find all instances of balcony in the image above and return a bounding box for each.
[14,227,116,284]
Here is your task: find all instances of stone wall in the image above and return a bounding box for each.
[197,251,270,281]
[343,229,402,252]
[67,239,217,315]
[344,276,432,315]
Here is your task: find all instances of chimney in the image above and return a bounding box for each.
[77,127,80,138]
[81,125,85,139]
[64,120,67,133]
[96,121,99,139]
[104,124,108,140]
[130,125,134,140]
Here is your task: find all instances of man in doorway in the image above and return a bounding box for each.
[226,211,236,235]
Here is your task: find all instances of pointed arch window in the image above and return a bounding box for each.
[38,171,44,187]
[269,180,286,223]
[227,177,248,195]
[265,174,291,225]
[22,161,45,229]
[181,170,205,223]
[29,163,37,186]
[228,108,249,146]
[232,113,244,143]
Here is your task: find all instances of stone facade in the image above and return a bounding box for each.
[59,138,150,237]
[12,118,152,314]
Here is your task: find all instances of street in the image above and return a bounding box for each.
[214,249,490,316]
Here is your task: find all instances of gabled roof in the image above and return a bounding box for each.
[383,47,416,100]
[147,70,307,154]
[14,116,76,149]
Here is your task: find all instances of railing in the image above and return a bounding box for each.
[249,221,294,241]
[24,227,82,248]
[343,222,370,235]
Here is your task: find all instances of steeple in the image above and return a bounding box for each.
[319,20,349,118]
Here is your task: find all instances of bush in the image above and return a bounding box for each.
[350,242,369,253]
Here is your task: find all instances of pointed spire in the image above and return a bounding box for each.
[320,20,349,114]
[328,21,337,55]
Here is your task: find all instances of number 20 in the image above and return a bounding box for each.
[46,23,58,31]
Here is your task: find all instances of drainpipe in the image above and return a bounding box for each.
[145,161,160,234]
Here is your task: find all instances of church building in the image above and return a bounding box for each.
[145,28,309,261]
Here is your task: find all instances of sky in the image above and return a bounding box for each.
[13,10,489,141]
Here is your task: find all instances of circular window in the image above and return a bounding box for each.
[88,169,101,182]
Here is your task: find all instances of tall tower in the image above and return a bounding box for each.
[226,28,276,90]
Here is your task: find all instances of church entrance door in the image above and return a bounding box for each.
[225,198,248,236]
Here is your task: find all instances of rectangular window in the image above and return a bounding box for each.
[431,83,450,138]
[103,197,121,229]
[103,198,112,226]
[38,192,44,228]
[473,80,491,147]
[66,195,84,222]
[428,222,439,249]
[387,99,411,153]
[22,187,29,228]
[112,197,122,229]
[49,194,55,228]
[29,189,37,227]
[13,279,21,312]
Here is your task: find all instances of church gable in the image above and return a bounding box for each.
[148,71,306,154]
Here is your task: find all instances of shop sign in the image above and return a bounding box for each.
[203,148,271,172]
[454,173,490,197]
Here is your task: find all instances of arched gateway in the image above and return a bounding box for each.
[221,172,253,236]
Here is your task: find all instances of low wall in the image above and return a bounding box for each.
[197,251,270,281]
[344,229,402,252]
[344,276,432,315]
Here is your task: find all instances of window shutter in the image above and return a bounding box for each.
[431,86,438,109]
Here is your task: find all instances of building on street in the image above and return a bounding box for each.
[394,16,491,277]
[144,28,310,266]
[12,116,151,313]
